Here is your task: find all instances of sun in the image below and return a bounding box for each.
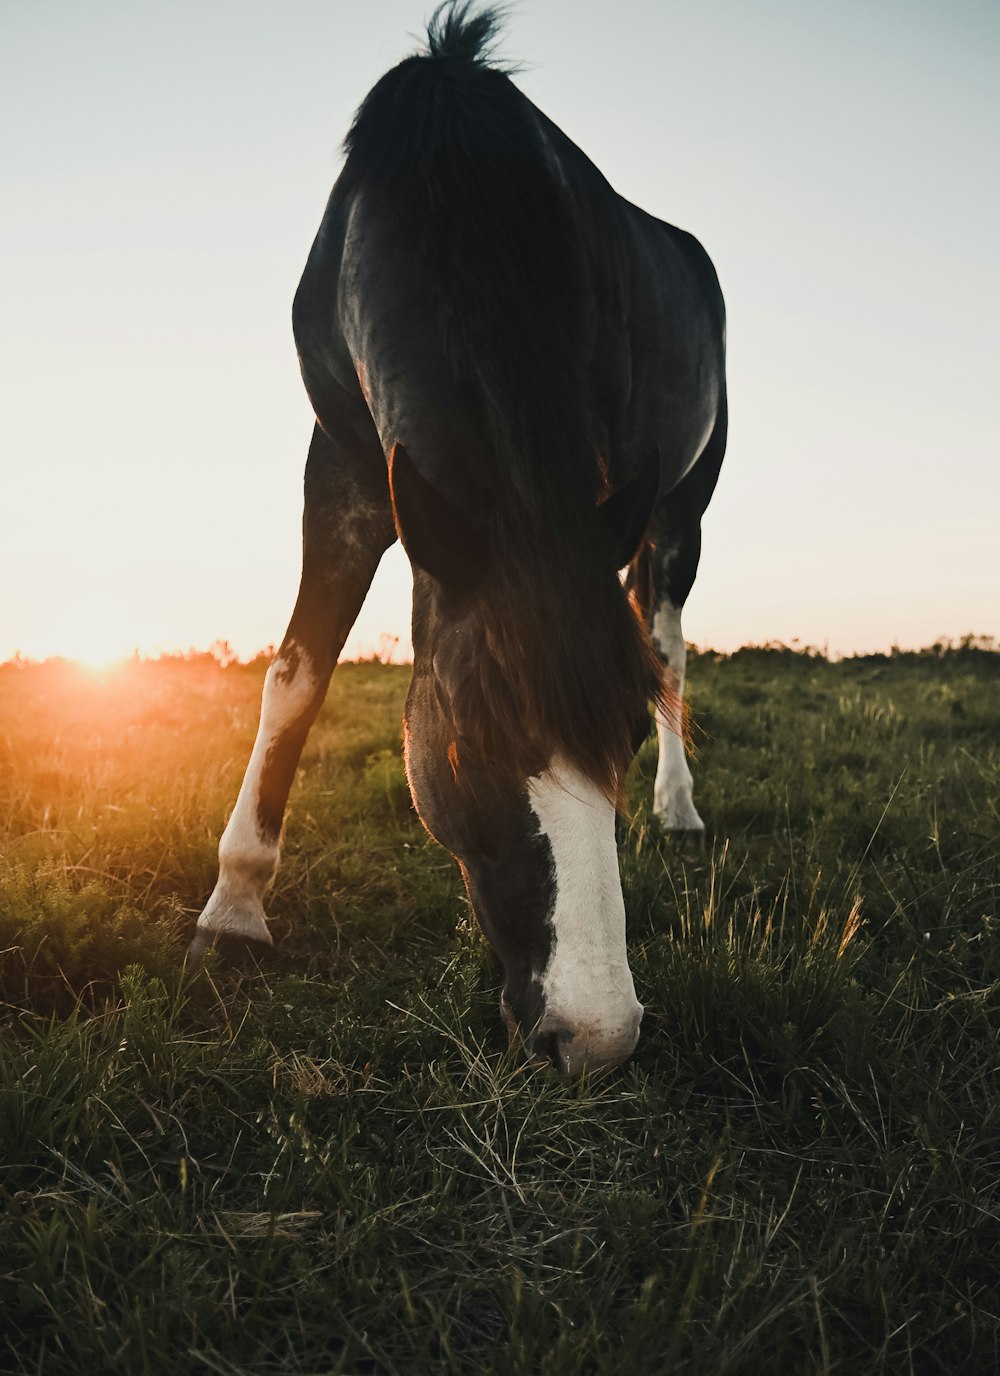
[61,628,134,673]
[12,611,137,672]
[73,648,132,677]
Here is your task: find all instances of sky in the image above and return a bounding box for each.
[2,0,997,663]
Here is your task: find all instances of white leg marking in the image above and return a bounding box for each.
[650,602,705,833]
[195,643,319,944]
[528,757,643,1073]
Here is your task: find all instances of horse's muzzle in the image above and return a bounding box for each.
[526,1005,643,1077]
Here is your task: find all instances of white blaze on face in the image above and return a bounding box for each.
[194,642,319,945]
[527,756,643,1073]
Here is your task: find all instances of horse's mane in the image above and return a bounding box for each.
[344,2,666,795]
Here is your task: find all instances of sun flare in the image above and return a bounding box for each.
[10,612,138,673]
[73,651,131,677]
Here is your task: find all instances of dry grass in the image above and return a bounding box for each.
[1,644,998,1373]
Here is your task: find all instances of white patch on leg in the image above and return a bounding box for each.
[195,643,319,944]
[651,603,705,833]
[528,757,643,1074]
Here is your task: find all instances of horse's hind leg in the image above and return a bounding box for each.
[640,537,706,843]
[651,612,703,841]
[189,423,396,960]
[637,406,727,843]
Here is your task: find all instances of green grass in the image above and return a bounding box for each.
[1,644,998,1374]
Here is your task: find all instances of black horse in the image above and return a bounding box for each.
[191,3,727,1075]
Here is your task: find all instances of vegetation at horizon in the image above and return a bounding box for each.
[1,644,997,1374]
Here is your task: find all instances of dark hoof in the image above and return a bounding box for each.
[186,928,273,971]
[666,828,707,851]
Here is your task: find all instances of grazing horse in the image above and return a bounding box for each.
[190,3,727,1075]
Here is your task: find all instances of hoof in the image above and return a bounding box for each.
[186,928,273,971]
[666,827,707,851]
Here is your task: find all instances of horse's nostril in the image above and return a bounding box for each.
[527,1028,572,1069]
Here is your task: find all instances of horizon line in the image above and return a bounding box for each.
[3,632,997,673]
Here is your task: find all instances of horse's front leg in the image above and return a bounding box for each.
[189,423,396,961]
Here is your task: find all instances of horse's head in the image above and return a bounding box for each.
[390,442,662,1075]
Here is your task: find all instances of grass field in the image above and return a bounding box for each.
[1,644,998,1374]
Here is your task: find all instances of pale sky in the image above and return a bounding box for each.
[2,0,997,663]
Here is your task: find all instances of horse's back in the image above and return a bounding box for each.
[293,56,725,506]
